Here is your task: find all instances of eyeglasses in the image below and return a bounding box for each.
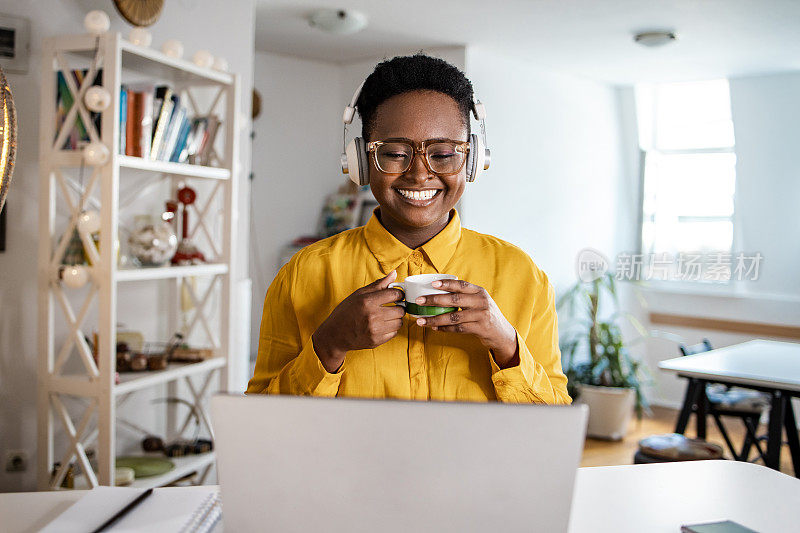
[367,138,470,176]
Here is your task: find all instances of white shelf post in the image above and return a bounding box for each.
[95,31,121,487]
[37,36,58,491]
[220,74,240,392]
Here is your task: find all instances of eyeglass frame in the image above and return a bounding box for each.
[366,138,471,177]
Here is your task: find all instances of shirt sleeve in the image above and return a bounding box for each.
[488,275,572,405]
[246,261,343,397]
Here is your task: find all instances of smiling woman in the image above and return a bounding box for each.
[248,54,570,404]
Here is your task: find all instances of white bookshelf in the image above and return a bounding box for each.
[118,155,231,180]
[73,452,217,490]
[117,263,228,282]
[127,452,216,489]
[37,32,239,489]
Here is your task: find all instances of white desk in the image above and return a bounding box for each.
[3,462,799,533]
[659,339,800,473]
[659,340,800,392]
[569,461,800,533]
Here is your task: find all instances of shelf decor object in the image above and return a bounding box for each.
[0,65,17,214]
[84,85,112,112]
[128,27,153,47]
[83,10,110,36]
[37,31,239,490]
[161,39,184,59]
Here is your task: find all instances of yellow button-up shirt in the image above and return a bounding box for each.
[247,209,570,404]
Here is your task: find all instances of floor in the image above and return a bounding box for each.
[580,405,796,476]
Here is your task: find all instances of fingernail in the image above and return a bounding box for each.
[432,281,442,287]
[415,297,425,304]
[417,318,426,325]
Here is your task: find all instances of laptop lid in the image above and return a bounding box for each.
[211,394,587,533]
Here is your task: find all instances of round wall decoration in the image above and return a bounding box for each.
[112,0,165,27]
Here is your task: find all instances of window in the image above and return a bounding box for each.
[635,79,737,283]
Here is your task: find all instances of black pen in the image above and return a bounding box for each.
[90,488,154,533]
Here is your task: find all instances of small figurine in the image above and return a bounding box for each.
[171,185,206,265]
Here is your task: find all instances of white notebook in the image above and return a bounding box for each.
[41,486,221,533]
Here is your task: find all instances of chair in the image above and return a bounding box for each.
[675,339,770,462]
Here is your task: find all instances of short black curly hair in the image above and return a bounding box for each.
[355,54,474,141]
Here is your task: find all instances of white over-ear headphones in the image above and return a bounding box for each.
[340,80,491,186]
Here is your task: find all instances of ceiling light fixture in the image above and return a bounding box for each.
[634,31,677,48]
[308,9,368,35]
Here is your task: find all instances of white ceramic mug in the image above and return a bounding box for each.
[388,274,458,317]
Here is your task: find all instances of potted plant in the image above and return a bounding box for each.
[557,272,649,440]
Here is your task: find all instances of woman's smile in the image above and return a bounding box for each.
[394,187,443,206]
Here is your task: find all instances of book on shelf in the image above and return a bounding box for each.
[149,86,174,160]
[124,85,154,159]
[118,84,221,167]
[184,117,208,163]
[170,116,193,162]
[119,86,127,155]
[193,115,221,166]
[160,104,187,161]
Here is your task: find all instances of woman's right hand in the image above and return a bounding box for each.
[312,270,405,372]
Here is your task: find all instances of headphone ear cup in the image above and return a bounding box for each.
[345,138,370,186]
[355,137,369,186]
[466,133,479,182]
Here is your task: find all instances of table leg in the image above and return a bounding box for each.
[783,397,800,478]
[675,379,698,435]
[696,380,707,440]
[766,391,786,471]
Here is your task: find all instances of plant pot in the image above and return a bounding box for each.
[576,384,636,440]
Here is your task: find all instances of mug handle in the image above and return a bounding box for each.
[387,282,405,307]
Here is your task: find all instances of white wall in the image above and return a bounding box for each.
[0,0,254,492]
[463,46,625,291]
[729,71,800,298]
[249,51,343,355]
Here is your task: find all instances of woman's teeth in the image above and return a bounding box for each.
[396,189,438,201]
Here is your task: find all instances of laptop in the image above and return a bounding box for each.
[211,394,588,532]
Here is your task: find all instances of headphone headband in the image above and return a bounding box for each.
[343,80,364,125]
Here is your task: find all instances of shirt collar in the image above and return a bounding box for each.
[364,207,462,274]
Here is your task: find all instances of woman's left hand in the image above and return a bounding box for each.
[415,279,520,368]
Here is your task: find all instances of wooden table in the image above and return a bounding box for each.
[659,339,800,475]
[3,462,799,533]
